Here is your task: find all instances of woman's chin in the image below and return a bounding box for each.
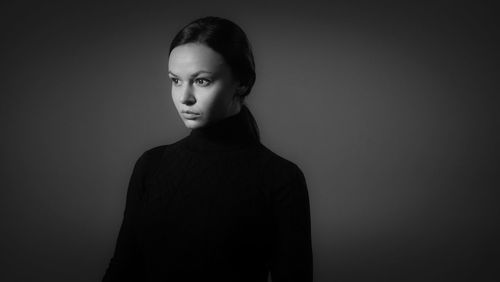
[183,119,206,129]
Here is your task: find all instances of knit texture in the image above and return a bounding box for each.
[102,107,313,282]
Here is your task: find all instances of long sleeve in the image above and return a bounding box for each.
[269,165,313,282]
[102,152,148,282]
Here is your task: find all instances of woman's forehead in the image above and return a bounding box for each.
[168,43,226,75]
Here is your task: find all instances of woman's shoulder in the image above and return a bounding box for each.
[142,144,171,157]
[253,144,309,201]
[138,138,187,160]
[138,144,167,160]
[133,142,179,168]
[255,143,305,181]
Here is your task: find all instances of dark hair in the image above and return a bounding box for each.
[169,16,260,141]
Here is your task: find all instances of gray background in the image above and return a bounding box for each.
[1,1,498,281]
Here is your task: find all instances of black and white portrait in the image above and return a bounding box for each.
[1,1,498,281]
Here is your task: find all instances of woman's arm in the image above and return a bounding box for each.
[102,152,148,282]
[269,164,313,282]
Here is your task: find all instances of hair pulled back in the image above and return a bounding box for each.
[169,16,260,141]
[169,16,256,98]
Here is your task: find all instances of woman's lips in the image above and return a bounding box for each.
[181,111,200,119]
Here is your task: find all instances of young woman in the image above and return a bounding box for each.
[102,16,313,282]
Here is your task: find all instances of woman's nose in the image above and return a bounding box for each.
[180,85,196,105]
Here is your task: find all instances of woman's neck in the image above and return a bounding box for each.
[183,105,259,152]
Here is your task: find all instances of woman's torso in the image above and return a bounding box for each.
[134,140,298,281]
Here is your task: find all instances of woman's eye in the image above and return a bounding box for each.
[170,77,180,85]
[195,78,211,87]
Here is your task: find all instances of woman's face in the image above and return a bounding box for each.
[168,43,241,129]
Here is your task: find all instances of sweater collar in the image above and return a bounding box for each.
[183,106,260,152]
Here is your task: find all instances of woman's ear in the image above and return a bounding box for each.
[236,84,248,96]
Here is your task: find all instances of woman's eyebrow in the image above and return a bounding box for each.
[168,70,213,77]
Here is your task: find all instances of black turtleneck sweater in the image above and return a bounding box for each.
[102,107,312,282]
